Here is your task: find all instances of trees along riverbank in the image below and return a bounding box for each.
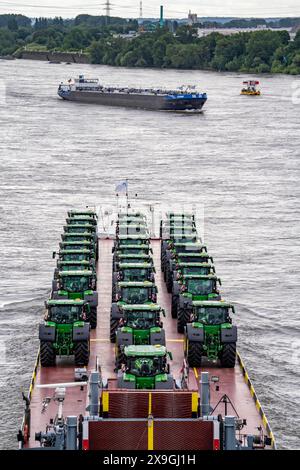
[0,14,299,74]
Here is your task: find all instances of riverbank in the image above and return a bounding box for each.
[17,50,90,64]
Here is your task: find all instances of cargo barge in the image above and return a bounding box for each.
[18,209,275,451]
[58,76,208,111]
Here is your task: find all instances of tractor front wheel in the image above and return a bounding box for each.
[177,307,190,333]
[89,307,97,329]
[115,347,126,369]
[74,340,90,366]
[220,343,236,368]
[40,341,56,367]
[187,341,204,368]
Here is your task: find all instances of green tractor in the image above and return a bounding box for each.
[172,274,222,332]
[110,281,158,341]
[184,301,237,368]
[117,345,174,390]
[39,299,90,367]
[115,304,166,366]
[52,270,98,328]
[167,261,215,293]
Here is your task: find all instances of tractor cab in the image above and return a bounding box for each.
[115,254,154,265]
[60,241,95,251]
[180,274,221,300]
[57,249,95,263]
[114,263,155,283]
[118,212,146,221]
[166,212,195,221]
[55,270,96,295]
[175,262,215,278]
[64,224,97,236]
[185,301,237,368]
[66,216,97,226]
[116,235,150,247]
[177,252,214,264]
[117,345,174,390]
[45,299,89,324]
[119,304,164,331]
[114,281,157,305]
[162,225,197,238]
[55,260,93,274]
[114,245,152,256]
[191,301,234,325]
[117,218,146,228]
[160,217,196,237]
[68,210,98,220]
[171,241,206,253]
[117,225,149,236]
[61,233,97,245]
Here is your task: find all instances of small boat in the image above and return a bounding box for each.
[241,80,261,96]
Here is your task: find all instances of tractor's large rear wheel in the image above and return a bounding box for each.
[166,271,173,293]
[40,341,56,367]
[74,340,90,366]
[89,307,97,329]
[171,296,178,318]
[177,307,190,333]
[187,341,204,368]
[110,318,119,343]
[220,343,236,368]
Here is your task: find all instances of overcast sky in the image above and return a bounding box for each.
[0,0,299,19]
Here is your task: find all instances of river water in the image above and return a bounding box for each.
[0,59,299,449]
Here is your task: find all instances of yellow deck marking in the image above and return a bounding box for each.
[148,393,152,416]
[167,339,184,343]
[148,419,154,451]
[102,391,109,413]
[192,392,198,413]
[193,368,199,379]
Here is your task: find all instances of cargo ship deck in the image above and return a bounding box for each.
[23,238,275,449]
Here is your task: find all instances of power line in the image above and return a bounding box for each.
[0,1,299,17]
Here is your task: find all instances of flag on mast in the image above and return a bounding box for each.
[115,180,128,195]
